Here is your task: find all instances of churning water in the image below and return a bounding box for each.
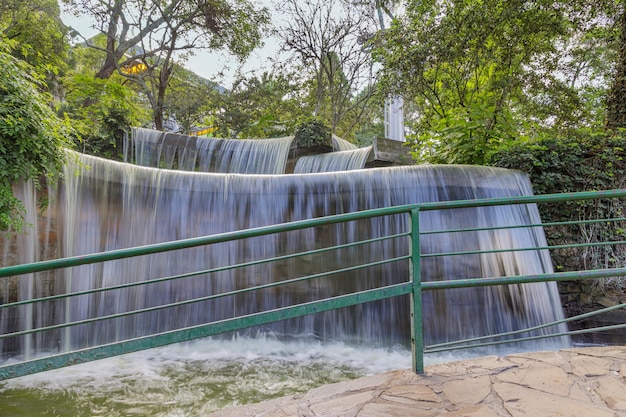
[0,333,540,416]
[0,336,411,416]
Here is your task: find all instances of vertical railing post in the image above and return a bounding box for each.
[409,207,424,373]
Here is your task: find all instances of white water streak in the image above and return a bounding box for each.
[129,127,293,174]
[294,146,372,173]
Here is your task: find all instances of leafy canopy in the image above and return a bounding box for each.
[0,0,69,76]
[376,0,618,164]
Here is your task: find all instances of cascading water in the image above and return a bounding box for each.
[293,146,373,173]
[1,149,569,357]
[128,127,293,174]
[0,137,572,415]
[332,134,358,151]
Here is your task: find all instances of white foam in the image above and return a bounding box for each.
[0,336,417,415]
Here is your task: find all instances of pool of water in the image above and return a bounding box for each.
[0,334,414,417]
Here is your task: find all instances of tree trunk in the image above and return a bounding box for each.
[153,105,164,131]
[95,52,119,80]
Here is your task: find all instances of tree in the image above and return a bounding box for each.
[0,43,72,231]
[351,83,386,146]
[60,73,150,159]
[163,68,223,135]
[0,0,69,84]
[63,0,270,129]
[376,0,619,164]
[276,0,379,140]
[211,71,305,138]
[58,37,150,160]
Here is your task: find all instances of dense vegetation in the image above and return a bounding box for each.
[377,1,618,161]
[0,45,72,231]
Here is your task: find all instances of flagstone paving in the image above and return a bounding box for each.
[208,346,626,417]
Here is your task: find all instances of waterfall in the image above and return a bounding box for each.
[132,127,165,167]
[293,146,372,173]
[0,151,570,359]
[332,135,358,151]
[195,135,293,174]
[128,127,293,174]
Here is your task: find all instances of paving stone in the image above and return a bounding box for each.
[570,354,612,377]
[493,381,616,417]
[441,374,491,406]
[379,383,440,406]
[567,346,626,362]
[304,372,393,400]
[495,363,572,397]
[307,390,377,416]
[568,379,594,403]
[506,350,566,367]
[595,375,626,411]
[357,401,436,417]
[259,404,301,417]
[426,355,507,377]
[444,404,504,417]
[207,347,626,417]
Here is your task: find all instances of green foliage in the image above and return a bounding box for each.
[411,101,527,165]
[0,43,72,231]
[64,34,108,75]
[164,69,222,135]
[488,131,626,194]
[64,0,269,131]
[60,73,150,160]
[353,114,384,147]
[606,9,626,131]
[377,0,618,165]
[0,0,69,78]
[211,72,303,138]
[294,119,332,148]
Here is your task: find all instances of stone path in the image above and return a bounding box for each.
[208,346,626,417]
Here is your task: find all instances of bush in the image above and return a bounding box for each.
[294,119,332,148]
[487,131,626,195]
[0,44,72,231]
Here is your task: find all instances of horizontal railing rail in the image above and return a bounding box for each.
[0,188,625,380]
[0,205,416,380]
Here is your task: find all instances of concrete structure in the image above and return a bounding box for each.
[286,136,414,172]
[385,96,405,142]
[208,346,626,417]
[365,136,414,168]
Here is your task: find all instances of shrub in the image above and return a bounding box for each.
[0,44,72,231]
[294,119,332,148]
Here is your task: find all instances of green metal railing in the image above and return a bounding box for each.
[1,188,626,380]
